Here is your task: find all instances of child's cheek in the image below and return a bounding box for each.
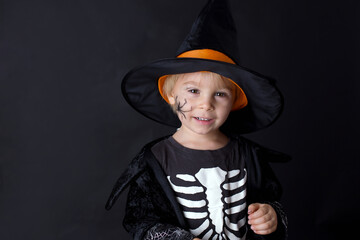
[175,96,193,119]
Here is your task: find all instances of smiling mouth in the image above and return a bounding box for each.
[195,117,211,121]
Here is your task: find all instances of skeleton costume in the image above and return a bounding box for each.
[106,0,290,239]
[152,137,250,239]
[105,135,289,240]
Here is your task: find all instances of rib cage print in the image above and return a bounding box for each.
[167,167,247,240]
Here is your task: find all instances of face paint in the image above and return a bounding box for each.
[175,96,192,119]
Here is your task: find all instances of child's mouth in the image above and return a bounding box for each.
[195,117,211,121]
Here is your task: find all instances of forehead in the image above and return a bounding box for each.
[176,72,233,89]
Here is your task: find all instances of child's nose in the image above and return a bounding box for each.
[198,96,214,111]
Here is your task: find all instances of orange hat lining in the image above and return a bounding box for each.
[158,49,248,111]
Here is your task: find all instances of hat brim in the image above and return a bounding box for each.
[121,58,284,134]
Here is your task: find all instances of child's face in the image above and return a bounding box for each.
[168,72,235,137]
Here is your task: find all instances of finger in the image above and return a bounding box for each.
[248,205,269,219]
[250,217,278,236]
[251,219,276,230]
[251,224,277,235]
[247,203,260,214]
[248,212,272,225]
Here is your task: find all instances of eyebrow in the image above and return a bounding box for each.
[180,79,234,95]
[182,81,232,90]
[182,81,199,86]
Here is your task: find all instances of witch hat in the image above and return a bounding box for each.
[121,0,284,133]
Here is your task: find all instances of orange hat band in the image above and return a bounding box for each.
[177,49,236,64]
[158,49,248,111]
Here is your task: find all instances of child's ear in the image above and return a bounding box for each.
[168,94,176,105]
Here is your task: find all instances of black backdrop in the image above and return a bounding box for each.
[1,0,359,239]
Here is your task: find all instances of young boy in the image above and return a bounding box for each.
[106,0,289,239]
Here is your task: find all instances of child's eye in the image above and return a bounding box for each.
[188,89,199,94]
[215,92,227,97]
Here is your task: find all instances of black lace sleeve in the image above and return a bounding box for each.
[123,168,187,240]
[144,223,194,240]
[242,138,290,240]
[268,201,288,232]
[261,201,288,240]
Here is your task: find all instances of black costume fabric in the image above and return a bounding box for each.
[152,137,248,239]
[105,135,290,240]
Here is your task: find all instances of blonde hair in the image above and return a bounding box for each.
[161,72,238,112]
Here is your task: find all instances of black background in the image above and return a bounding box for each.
[1,0,359,239]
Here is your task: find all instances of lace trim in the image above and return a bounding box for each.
[265,201,288,239]
[144,223,194,240]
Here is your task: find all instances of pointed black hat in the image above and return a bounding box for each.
[176,0,240,63]
[121,0,284,133]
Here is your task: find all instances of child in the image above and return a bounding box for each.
[106,0,289,239]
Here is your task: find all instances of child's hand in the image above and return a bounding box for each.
[193,238,201,240]
[248,203,277,235]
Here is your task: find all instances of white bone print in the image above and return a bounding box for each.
[167,167,247,239]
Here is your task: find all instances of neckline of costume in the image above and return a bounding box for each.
[168,135,234,153]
